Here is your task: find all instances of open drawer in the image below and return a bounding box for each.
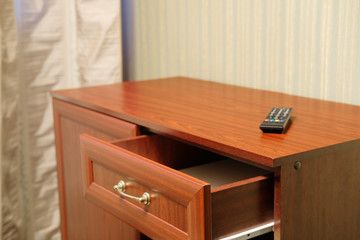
[80,134,274,240]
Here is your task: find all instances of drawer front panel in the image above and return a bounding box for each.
[80,134,211,240]
[92,162,188,232]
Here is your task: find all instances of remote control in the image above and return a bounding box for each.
[259,107,293,133]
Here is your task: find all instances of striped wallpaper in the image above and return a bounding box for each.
[122,0,360,105]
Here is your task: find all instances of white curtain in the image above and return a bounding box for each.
[1,0,123,239]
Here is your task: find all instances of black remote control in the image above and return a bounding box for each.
[259,107,293,133]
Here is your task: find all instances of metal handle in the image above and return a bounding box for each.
[113,180,151,205]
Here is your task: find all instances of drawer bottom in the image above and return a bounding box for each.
[141,222,274,240]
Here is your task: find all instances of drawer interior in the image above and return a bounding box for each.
[111,134,224,170]
[112,134,272,187]
[179,159,270,189]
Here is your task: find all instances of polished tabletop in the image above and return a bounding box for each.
[52,77,360,168]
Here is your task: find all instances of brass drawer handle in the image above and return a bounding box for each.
[113,181,151,205]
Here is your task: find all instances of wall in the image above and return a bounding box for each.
[122,0,360,105]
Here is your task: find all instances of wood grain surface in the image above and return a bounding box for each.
[275,141,360,239]
[53,100,140,239]
[52,77,360,168]
[80,134,211,240]
[52,78,360,239]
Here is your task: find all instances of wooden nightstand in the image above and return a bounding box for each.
[52,77,360,240]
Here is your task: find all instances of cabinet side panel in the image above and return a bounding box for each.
[53,100,139,240]
[279,141,360,240]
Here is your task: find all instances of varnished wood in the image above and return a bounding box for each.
[53,100,140,240]
[53,99,139,138]
[52,77,360,239]
[53,108,68,239]
[179,159,270,188]
[80,134,211,239]
[81,134,273,239]
[211,176,274,239]
[111,134,222,169]
[275,141,360,239]
[91,161,188,232]
[52,77,360,168]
